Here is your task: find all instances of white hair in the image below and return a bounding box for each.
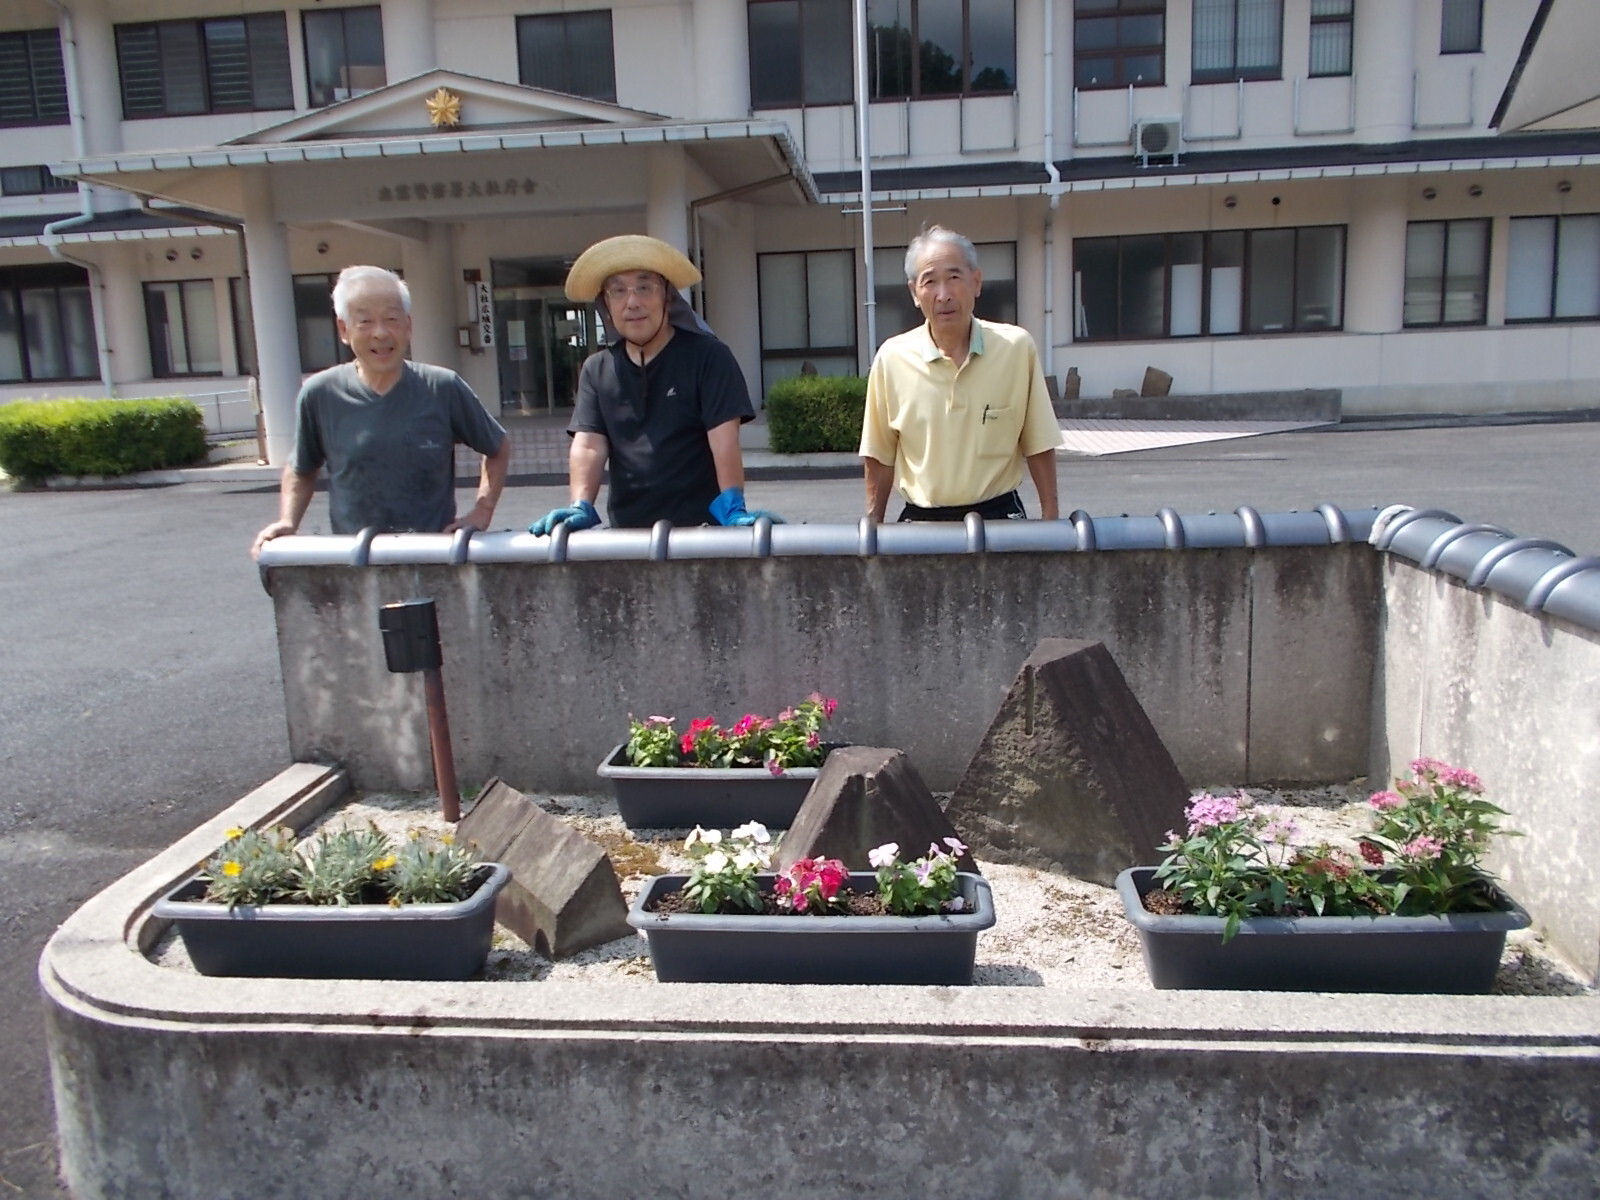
[904,225,978,282]
[331,265,411,321]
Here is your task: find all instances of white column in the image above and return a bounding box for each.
[1344,176,1408,333]
[242,178,303,466]
[1353,0,1416,143]
[61,0,125,214]
[402,223,456,367]
[97,244,150,385]
[702,203,760,398]
[382,0,436,81]
[647,146,691,251]
[692,0,749,119]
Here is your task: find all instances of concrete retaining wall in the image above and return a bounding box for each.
[272,544,1380,794]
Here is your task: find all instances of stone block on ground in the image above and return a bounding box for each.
[944,639,1190,886]
[458,778,631,958]
[1111,386,1139,400]
[1141,366,1174,397]
[776,747,978,874]
[1063,366,1081,400]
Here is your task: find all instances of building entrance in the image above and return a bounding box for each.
[490,258,603,413]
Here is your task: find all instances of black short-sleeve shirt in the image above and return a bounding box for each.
[569,329,754,529]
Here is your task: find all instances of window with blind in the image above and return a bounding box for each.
[145,280,223,377]
[303,6,386,108]
[1309,0,1353,77]
[757,250,857,393]
[1441,0,1483,54]
[0,164,75,196]
[0,264,98,383]
[517,11,617,103]
[1192,0,1282,84]
[866,0,1016,100]
[0,28,68,127]
[115,14,292,118]
[1074,0,1165,90]
[1403,219,1489,327]
[748,0,853,108]
[1506,214,1600,323]
[1074,226,1344,341]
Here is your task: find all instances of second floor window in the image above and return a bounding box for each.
[517,12,617,103]
[1441,0,1483,54]
[1309,0,1353,77]
[0,29,69,126]
[116,14,293,118]
[0,164,75,196]
[303,6,386,108]
[749,0,853,108]
[1403,219,1490,327]
[867,0,1016,99]
[1074,0,1165,90]
[1192,0,1282,84]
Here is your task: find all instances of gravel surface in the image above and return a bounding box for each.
[153,782,1594,996]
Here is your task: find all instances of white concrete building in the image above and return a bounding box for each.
[0,0,1594,463]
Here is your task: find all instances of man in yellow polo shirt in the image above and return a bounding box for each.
[860,225,1061,522]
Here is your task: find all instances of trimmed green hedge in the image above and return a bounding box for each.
[764,374,866,454]
[0,397,207,482]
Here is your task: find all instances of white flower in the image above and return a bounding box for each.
[868,843,899,868]
[684,826,708,849]
[948,896,967,912]
[731,822,771,844]
[701,850,729,874]
[733,849,767,871]
[943,836,968,856]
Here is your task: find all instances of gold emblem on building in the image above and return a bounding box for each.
[425,87,462,127]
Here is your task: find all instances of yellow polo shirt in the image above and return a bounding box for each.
[859,317,1062,508]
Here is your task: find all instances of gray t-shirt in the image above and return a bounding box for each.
[292,361,506,534]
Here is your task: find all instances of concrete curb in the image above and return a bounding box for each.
[40,763,1600,1199]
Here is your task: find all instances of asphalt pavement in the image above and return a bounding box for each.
[2,414,1598,1197]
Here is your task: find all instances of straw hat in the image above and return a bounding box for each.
[565,235,701,302]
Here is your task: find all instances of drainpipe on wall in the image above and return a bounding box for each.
[43,0,114,395]
[1041,0,1064,383]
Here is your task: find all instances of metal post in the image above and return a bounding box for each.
[422,666,461,822]
[853,0,877,360]
[378,598,461,821]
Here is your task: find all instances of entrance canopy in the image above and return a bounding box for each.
[1494,0,1600,132]
[48,69,817,217]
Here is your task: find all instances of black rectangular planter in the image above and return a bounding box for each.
[627,871,995,984]
[153,863,510,981]
[1116,866,1531,993]
[597,743,829,829]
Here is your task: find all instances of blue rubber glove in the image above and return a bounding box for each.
[528,499,600,536]
[709,486,785,527]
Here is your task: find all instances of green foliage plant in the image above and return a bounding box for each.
[293,826,391,906]
[764,374,867,454]
[203,826,301,908]
[0,396,206,481]
[383,831,481,905]
[869,838,970,915]
[623,695,839,774]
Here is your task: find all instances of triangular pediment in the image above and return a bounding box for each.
[229,69,668,145]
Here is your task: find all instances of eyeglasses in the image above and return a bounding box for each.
[602,280,663,303]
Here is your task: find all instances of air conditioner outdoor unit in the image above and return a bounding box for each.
[1133,117,1182,167]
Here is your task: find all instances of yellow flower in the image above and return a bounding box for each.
[440,834,454,845]
[221,861,242,877]
[224,827,245,840]
[372,856,397,871]
[388,896,402,909]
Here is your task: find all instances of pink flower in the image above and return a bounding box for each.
[1410,758,1482,793]
[942,836,968,857]
[778,708,795,722]
[808,692,839,717]
[1368,790,1406,811]
[731,714,758,736]
[679,732,696,756]
[765,758,785,777]
[1401,835,1445,861]
[1185,792,1241,831]
[805,731,820,749]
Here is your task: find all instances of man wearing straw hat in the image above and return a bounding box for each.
[527,234,782,533]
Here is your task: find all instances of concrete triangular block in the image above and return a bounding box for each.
[944,639,1190,886]
[776,747,978,873]
[458,778,632,958]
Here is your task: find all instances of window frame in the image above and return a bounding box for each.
[302,4,386,109]
[0,28,69,128]
[1071,225,1347,342]
[114,12,293,120]
[865,0,1018,102]
[1072,0,1166,91]
[756,248,858,388]
[1440,0,1483,54]
[291,272,353,374]
[1308,0,1353,78]
[515,10,618,104]
[144,278,223,378]
[0,164,76,196]
[1191,0,1284,85]
[1402,218,1491,329]
[748,0,855,109]
[1505,213,1600,325]
[0,264,99,384]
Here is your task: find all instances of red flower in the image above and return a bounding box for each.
[1359,841,1385,866]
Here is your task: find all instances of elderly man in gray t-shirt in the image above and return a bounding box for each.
[251,266,508,558]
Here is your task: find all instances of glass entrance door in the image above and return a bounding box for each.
[491,258,604,413]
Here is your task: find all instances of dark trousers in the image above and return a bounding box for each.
[897,490,1028,522]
